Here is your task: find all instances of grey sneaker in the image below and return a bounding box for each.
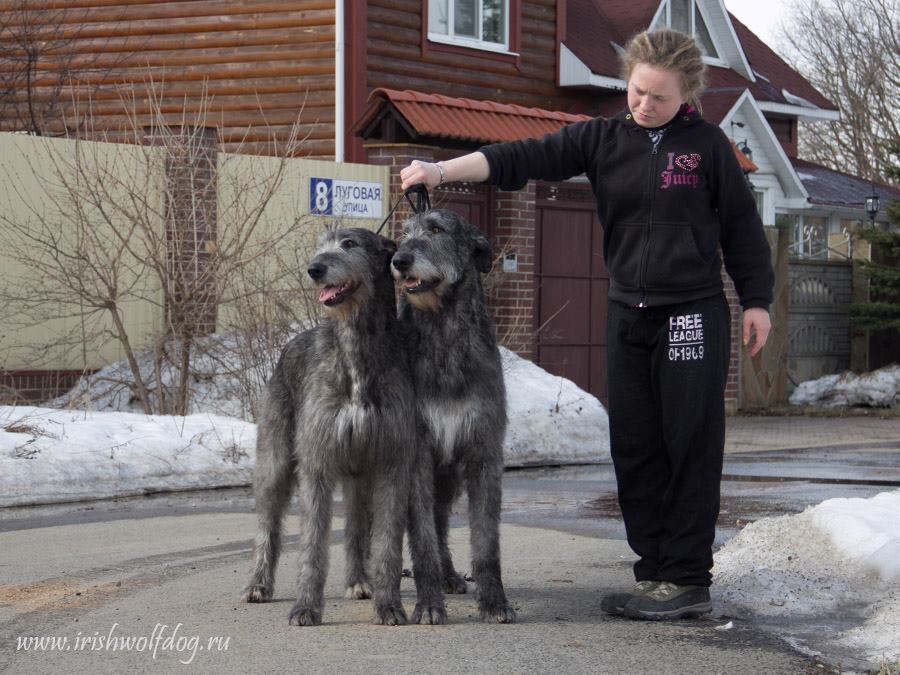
[623,581,711,620]
[600,580,659,616]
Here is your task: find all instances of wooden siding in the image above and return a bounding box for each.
[366,0,589,118]
[0,0,337,156]
[766,116,798,158]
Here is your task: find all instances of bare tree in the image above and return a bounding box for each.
[0,82,318,416]
[779,0,900,184]
[0,0,127,136]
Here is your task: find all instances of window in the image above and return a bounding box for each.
[665,0,720,60]
[429,0,509,52]
[753,189,765,219]
[781,213,828,259]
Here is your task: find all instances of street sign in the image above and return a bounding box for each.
[309,177,384,219]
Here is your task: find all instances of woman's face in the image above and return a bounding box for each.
[627,63,686,128]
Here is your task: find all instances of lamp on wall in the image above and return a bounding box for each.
[865,183,880,227]
[736,139,753,163]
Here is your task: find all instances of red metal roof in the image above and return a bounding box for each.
[354,88,593,144]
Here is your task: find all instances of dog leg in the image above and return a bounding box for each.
[369,469,409,626]
[407,456,447,625]
[434,465,468,594]
[241,397,296,603]
[343,476,373,599]
[288,472,334,626]
[466,456,517,623]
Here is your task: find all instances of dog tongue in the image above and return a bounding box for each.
[404,278,420,290]
[319,286,341,303]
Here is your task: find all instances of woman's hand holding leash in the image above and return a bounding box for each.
[401,160,443,190]
[400,153,491,190]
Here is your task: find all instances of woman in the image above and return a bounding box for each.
[400,28,772,620]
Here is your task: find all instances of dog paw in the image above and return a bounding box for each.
[442,572,468,594]
[288,604,322,626]
[374,605,408,626]
[480,602,517,624]
[344,582,373,600]
[240,584,272,603]
[411,602,448,625]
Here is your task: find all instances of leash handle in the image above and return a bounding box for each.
[375,184,431,235]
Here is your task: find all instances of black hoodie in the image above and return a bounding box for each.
[479,107,773,310]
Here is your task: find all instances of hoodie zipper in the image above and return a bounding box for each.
[636,140,662,308]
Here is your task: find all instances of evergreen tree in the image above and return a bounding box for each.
[849,142,900,331]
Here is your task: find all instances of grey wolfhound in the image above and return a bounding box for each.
[391,209,517,623]
[240,226,446,626]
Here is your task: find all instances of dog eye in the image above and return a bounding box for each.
[430,226,443,235]
[340,239,358,250]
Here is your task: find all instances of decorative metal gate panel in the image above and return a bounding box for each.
[787,260,852,390]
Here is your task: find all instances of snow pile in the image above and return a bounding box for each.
[714,491,900,668]
[0,407,255,507]
[789,364,900,408]
[501,349,609,467]
[51,331,289,420]
[0,345,609,507]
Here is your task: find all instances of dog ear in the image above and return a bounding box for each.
[471,229,493,273]
[375,234,397,269]
[376,234,397,256]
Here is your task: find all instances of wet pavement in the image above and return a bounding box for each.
[0,414,897,673]
[3,415,897,547]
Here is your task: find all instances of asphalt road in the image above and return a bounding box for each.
[1,414,897,674]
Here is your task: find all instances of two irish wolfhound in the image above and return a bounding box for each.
[393,209,517,623]
[240,226,445,626]
[242,211,515,626]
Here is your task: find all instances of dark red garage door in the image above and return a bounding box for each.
[535,182,609,405]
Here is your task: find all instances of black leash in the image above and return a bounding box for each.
[375,184,431,235]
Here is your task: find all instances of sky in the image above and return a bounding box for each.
[723,0,788,46]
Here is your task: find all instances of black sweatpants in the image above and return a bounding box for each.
[606,293,731,588]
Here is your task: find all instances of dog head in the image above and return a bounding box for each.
[391,209,492,311]
[307,226,397,319]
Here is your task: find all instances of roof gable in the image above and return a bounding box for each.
[562,0,836,118]
[648,0,754,80]
[720,90,807,200]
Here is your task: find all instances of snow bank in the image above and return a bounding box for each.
[714,491,900,667]
[0,347,609,507]
[789,364,900,408]
[501,348,610,467]
[0,406,255,507]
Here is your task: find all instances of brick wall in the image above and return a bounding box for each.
[490,184,537,359]
[722,271,742,413]
[0,370,91,404]
[145,126,219,337]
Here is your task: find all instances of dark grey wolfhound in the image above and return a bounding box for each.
[392,209,517,623]
[240,226,445,626]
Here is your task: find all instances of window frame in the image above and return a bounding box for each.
[424,0,519,57]
[662,0,728,67]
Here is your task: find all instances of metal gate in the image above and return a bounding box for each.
[787,260,852,390]
[534,181,609,405]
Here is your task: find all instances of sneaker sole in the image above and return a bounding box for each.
[600,594,631,616]
[623,601,712,621]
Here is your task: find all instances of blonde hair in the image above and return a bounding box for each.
[621,28,706,114]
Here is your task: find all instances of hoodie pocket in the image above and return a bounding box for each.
[605,222,645,291]
[644,223,713,291]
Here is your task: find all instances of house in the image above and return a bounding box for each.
[1,0,897,407]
